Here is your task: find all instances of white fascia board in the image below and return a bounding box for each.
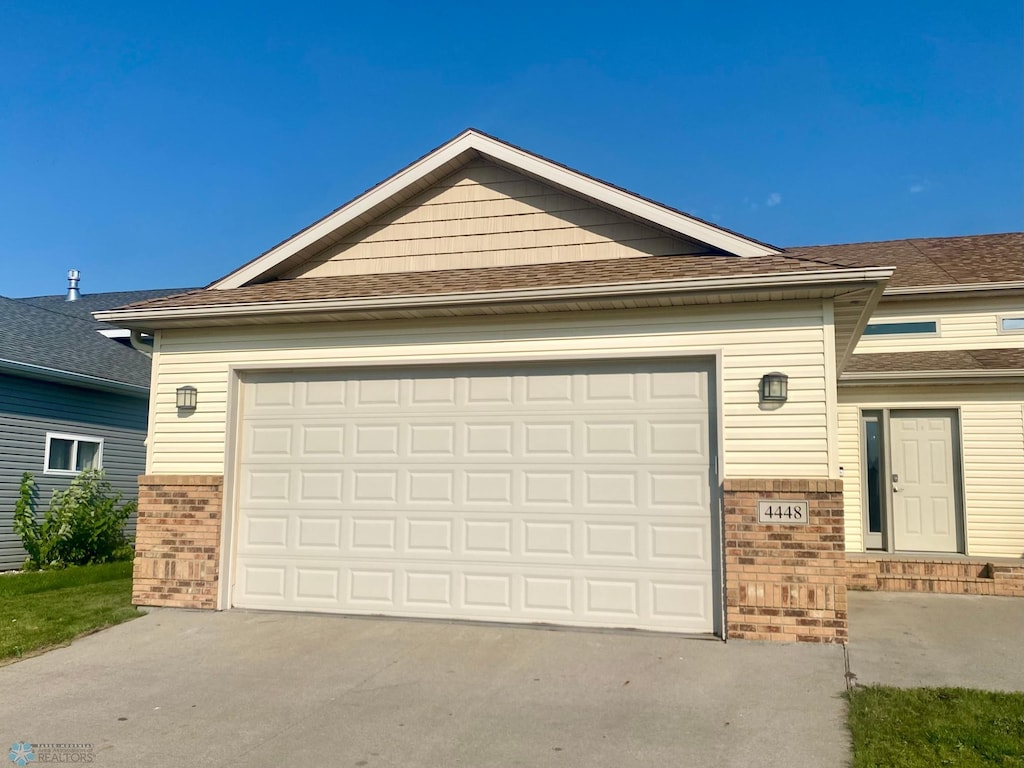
[884,281,1024,296]
[211,131,780,290]
[96,267,892,327]
[0,358,150,397]
[98,328,131,338]
[840,370,1024,384]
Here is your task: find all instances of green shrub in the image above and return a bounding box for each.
[12,470,136,570]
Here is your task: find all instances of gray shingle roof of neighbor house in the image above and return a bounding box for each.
[19,287,192,329]
[786,232,1024,290]
[109,233,1022,314]
[844,348,1024,376]
[0,289,185,391]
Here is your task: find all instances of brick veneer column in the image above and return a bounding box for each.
[133,475,224,609]
[723,479,847,643]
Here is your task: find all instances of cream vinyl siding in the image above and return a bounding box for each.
[149,303,832,479]
[855,296,1024,353]
[838,386,1024,559]
[284,160,705,278]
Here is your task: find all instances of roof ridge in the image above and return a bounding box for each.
[905,239,962,286]
[776,251,874,270]
[788,231,1023,250]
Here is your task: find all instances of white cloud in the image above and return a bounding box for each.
[909,182,925,193]
[745,193,781,211]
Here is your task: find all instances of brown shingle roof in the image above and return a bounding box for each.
[114,233,1021,314]
[845,348,1024,375]
[787,233,1023,289]
[116,252,861,311]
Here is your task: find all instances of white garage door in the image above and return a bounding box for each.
[233,360,716,633]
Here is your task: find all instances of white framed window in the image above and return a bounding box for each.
[998,315,1024,334]
[44,432,104,475]
[863,320,939,337]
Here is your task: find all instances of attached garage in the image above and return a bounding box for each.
[107,130,889,643]
[232,360,718,633]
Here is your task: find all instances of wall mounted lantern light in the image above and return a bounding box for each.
[760,372,788,403]
[176,385,198,411]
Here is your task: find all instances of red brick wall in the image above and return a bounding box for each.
[133,475,223,609]
[723,479,847,643]
[847,555,1024,597]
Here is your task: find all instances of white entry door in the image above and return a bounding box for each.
[232,360,717,633]
[890,411,960,553]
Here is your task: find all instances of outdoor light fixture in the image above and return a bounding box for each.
[760,372,788,403]
[176,385,198,411]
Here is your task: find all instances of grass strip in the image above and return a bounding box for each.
[0,562,140,661]
[847,685,1024,767]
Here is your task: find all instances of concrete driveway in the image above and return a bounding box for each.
[0,610,850,767]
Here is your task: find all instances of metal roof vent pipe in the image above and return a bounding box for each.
[66,269,81,301]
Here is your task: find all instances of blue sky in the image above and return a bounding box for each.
[1,1,1020,297]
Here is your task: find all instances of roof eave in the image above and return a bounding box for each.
[210,130,782,290]
[884,281,1024,297]
[97,267,893,331]
[0,358,150,397]
[840,370,1024,385]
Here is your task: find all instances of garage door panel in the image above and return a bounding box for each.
[235,361,716,633]
[242,413,710,464]
[243,515,289,548]
[246,368,709,413]
[297,517,342,550]
[237,509,711,567]
[352,471,398,502]
[349,517,397,551]
[235,558,714,632]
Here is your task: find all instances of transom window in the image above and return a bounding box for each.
[863,320,938,336]
[999,316,1024,333]
[44,433,103,474]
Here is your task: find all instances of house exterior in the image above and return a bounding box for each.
[0,285,187,569]
[97,130,1024,642]
[794,237,1024,594]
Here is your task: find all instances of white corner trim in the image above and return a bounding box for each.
[211,130,781,290]
[822,299,840,476]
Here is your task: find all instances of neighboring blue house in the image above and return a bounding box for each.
[0,276,190,569]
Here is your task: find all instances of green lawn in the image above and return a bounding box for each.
[848,686,1024,767]
[0,561,142,662]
